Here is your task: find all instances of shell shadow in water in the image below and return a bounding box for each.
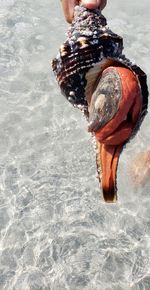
[52,5,149,202]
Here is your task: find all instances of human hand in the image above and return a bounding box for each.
[61,0,107,23]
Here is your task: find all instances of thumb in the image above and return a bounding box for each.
[81,0,107,10]
[61,0,75,23]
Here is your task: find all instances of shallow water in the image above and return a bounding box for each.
[0,0,150,289]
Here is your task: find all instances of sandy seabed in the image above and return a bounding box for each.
[0,0,150,289]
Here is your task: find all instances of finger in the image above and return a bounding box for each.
[99,0,107,10]
[61,0,107,24]
[81,0,107,10]
[61,0,76,23]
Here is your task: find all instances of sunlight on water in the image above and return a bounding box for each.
[0,0,150,289]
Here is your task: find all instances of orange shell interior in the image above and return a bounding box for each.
[95,66,142,202]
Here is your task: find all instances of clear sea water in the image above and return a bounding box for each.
[0,0,150,289]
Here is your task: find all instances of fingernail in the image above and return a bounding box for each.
[81,0,100,9]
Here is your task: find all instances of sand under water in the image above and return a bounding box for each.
[0,0,150,289]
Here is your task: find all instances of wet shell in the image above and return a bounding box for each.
[52,6,148,119]
[52,6,123,114]
[51,5,149,202]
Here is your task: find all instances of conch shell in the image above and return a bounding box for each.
[52,6,148,202]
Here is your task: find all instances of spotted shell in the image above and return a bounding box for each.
[52,6,148,122]
[52,6,123,114]
[51,5,149,202]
